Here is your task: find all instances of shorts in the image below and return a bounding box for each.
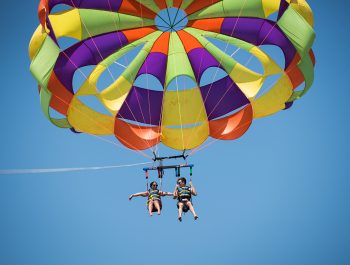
[177,200,192,213]
[147,200,162,212]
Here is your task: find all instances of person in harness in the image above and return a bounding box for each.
[129,181,173,216]
[174,177,198,222]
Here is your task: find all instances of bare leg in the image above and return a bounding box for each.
[153,200,161,215]
[186,201,198,220]
[178,202,184,222]
[148,201,154,216]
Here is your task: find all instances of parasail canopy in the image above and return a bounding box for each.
[29,0,316,152]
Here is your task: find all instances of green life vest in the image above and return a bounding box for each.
[177,186,191,201]
[148,189,161,202]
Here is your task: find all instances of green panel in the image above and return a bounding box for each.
[181,0,195,10]
[79,9,154,39]
[188,2,224,20]
[166,0,173,8]
[40,88,71,128]
[288,53,314,101]
[134,0,160,13]
[30,36,60,87]
[165,32,196,87]
[223,0,264,18]
[277,6,315,55]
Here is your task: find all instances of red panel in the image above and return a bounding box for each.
[119,0,157,19]
[154,0,167,10]
[177,30,203,53]
[115,119,161,150]
[185,0,221,16]
[48,72,74,115]
[286,53,304,89]
[151,32,171,54]
[188,18,224,33]
[123,27,157,43]
[209,105,253,140]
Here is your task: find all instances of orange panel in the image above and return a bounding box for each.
[151,32,170,54]
[188,18,224,33]
[48,72,74,115]
[286,54,304,89]
[123,27,157,43]
[185,0,221,16]
[177,30,203,53]
[119,0,157,19]
[115,119,161,150]
[38,0,49,29]
[154,0,167,10]
[209,105,253,140]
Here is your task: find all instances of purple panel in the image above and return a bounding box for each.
[54,32,128,93]
[221,18,296,68]
[200,76,249,120]
[48,0,122,12]
[284,101,293,110]
[46,16,58,44]
[278,0,289,20]
[137,52,167,86]
[117,86,163,126]
[187,48,221,82]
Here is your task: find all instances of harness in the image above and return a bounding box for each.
[177,186,191,202]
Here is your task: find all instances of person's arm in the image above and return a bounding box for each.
[129,191,148,200]
[173,185,179,199]
[190,182,197,196]
[160,191,174,197]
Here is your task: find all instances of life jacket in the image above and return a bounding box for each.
[177,186,191,201]
[148,189,161,203]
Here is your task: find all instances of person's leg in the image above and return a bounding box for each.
[186,201,198,219]
[148,201,154,216]
[153,200,161,215]
[178,202,184,221]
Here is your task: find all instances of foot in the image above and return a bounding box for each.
[157,212,161,215]
[194,216,198,220]
[149,213,153,216]
[178,216,182,222]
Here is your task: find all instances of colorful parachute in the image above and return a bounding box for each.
[29,0,315,151]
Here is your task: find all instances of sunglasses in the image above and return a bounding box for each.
[152,184,158,186]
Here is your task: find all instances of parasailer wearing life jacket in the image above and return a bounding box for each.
[129,181,173,216]
[174,177,198,222]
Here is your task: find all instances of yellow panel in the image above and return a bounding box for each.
[250,46,282,76]
[98,76,133,115]
[262,0,280,17]
[29,26,47,60]
[49,9,82,40]
[162,88,207,126]
[229,64,264,99]
[76,65,106,96]
[67,97,114,135]
[251,73,293,118]
[161,123,209,150]
[290,0,314,26]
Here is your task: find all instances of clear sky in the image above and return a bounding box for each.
[1,1,350,265]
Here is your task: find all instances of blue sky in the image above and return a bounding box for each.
[1,1,350,265]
